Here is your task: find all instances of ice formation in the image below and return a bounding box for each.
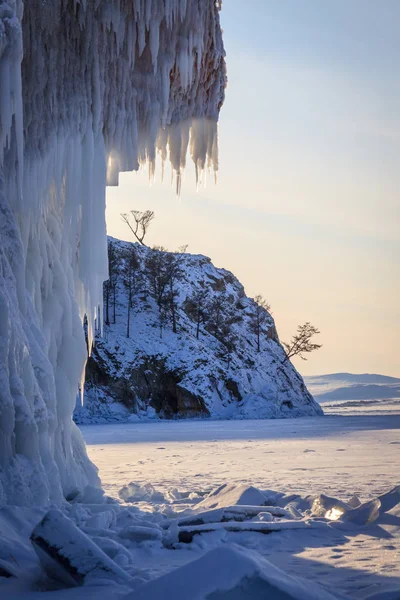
[0,0,226,505]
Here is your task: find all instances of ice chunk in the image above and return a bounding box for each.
[344,499,381,526]
[256,512,273,522]
[311,494,350,520]
[378,485,400,513]
[312,493,380,525]
[347,494,362,508]
[119,482,165,503]
[71,485,107,505]
[195,484,269,510]
[176,520,318,544]
[30,509,134,587]
[118,526,162,543]
[164,505,293,529]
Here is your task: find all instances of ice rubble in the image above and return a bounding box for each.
[0,0,226,505]
[0,479,399,597]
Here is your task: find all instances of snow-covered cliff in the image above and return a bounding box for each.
[75,239,322,423]
[0,1,226,505]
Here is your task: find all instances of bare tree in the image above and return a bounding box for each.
[187,288,210,339]
[121,210,155,246]
[108,240,119,324]
[282,322,322,363]
[122,246,140,338]
[145,249,183,336]
[220,323,236,370]
[249,294,271,352]
[104,240,120,326]
[165,253,184,334]
[207,293,230,337]
[145,249,171,338]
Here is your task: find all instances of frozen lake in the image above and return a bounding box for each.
[82,406,400,504]
[80,404,400,598]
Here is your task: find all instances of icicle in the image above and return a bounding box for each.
[0,0,226,507]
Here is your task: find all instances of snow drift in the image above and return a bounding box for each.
[0,0,226,505]
[76,239,322,422]
[129,545,341,600]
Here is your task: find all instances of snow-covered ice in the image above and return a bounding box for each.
[1,401,399,598]
[82,405,400,503]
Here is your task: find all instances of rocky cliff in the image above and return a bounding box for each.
[75,238,322,423]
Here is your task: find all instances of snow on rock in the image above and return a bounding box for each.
[30,509,134,587]
[76,239,322,422]
[128,545,342,600]
[0,1,226,506]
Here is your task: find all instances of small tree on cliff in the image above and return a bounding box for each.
[164,252,184,334]
[122,246,140,338]
[104,239,119,326]
[219,323,236,370]
[121,210,155,246]
[188,288,210,339]
[145,248,184,336]
[249,294,271,352]
[282,322,322,363]
[145,249,171,338]
[207,293,231,337]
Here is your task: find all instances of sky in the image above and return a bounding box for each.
[106,0,400,378]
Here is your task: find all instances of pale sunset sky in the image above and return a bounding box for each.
[106,0,400,377]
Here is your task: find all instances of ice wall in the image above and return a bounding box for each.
[0,0,226,506]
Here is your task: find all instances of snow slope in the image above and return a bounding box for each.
[0,1,226,506]
[75,238,322,423]
[305,373,400,404]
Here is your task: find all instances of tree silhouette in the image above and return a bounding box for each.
[104,240,119,326]
[188,288,210,339]
[121,210,155,246]
[122,246,140,338]
[249,294,271,352]
[282,322,322,363]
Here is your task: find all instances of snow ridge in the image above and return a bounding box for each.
[76,239,322,423]
[0,1,226,505]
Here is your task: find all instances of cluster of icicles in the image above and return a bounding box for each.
[0,0,226,505]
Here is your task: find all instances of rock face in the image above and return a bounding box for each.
[75,238,322,423]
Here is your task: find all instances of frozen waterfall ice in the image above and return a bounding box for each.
[0,0,226,506]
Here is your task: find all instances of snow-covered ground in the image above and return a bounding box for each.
[82,407,399,503]
[2,400,399,599]
[77,400,400,598]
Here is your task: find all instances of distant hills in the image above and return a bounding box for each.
[305,373,400,404]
